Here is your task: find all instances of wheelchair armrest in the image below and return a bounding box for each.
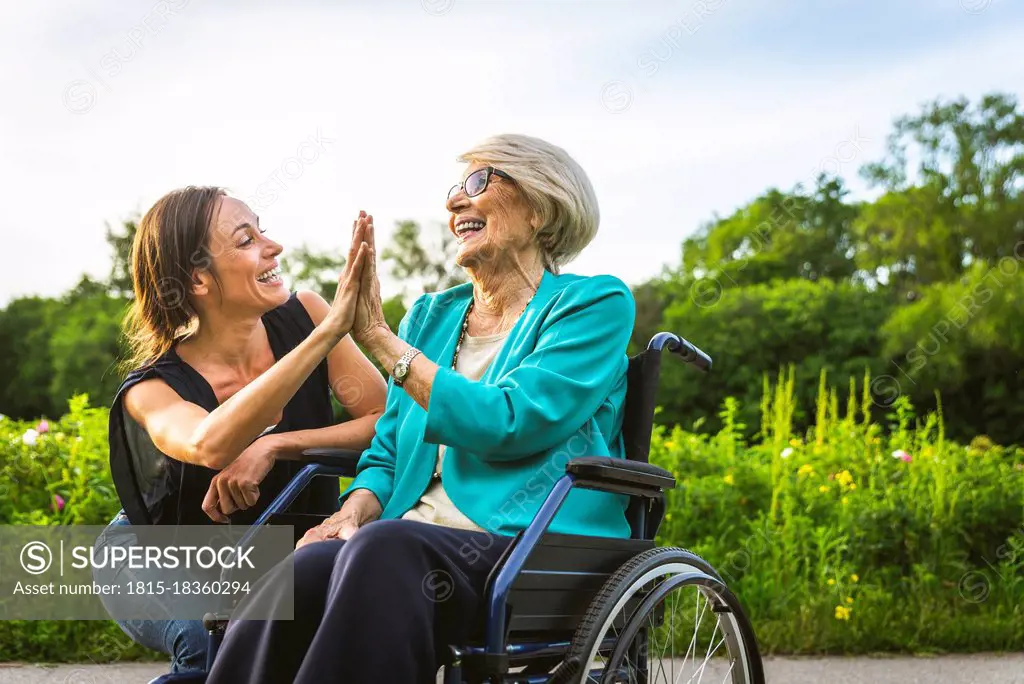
[301,447,362,476]
[240,453,361,547]
[566,456,675,498]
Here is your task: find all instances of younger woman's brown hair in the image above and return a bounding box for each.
[121,185,225,371]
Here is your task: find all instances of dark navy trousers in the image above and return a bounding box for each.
[207,519,512,684]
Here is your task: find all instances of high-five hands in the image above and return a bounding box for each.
[348,211,389,347]
[321,214,372,340]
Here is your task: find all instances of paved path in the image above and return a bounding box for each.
[2,654,1023,683]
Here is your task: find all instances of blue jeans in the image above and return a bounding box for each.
[99,512,209,673]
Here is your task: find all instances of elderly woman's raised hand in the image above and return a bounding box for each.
[348,211,389,347]
[322,216,370,341]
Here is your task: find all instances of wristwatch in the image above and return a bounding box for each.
[392,348,422,387]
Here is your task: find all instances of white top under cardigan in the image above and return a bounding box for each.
[400,329,510,532]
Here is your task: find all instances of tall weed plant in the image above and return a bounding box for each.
[653,369,1024,653]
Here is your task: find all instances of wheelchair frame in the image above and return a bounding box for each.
[146,332,763,684]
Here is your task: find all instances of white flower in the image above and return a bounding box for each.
[0,413,7,421]
[780,447,794,459]
[892,449,912,463]
[22,429,39,446]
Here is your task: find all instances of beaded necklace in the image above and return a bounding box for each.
[451,293,536,370]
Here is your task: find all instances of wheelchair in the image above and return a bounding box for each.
[138,332,764,683]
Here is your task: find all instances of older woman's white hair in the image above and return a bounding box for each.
[458,134,599,273]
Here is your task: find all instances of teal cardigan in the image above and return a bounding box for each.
[342,269,636,539]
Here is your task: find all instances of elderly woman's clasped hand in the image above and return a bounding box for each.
[296,211,389,550]
[348,211,390,348]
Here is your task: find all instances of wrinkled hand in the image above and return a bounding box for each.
[201,437,279,523]
[296,489,382,549]
[322,215,371,340]
[349,211,389,347]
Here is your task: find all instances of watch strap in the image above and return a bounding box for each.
[393,348,422,387]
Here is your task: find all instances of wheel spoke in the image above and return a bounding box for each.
[698,608,723,672]
[687,632,725,684]
[647,575,673,684]
[670,581,675,684]
[687,589,710,674]
[719,658,735,684]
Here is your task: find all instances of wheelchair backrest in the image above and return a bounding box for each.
[621,349,663,465]
[620,330,712,465]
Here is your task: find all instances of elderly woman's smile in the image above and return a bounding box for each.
[453,217,486,243]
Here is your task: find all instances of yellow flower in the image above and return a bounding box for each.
[664,440,676,450]
[835,470,854,487]
[842,496,849,505]
[834,605,851,621]
[818,485,829,493]
[665,513,672,521]
[850,574,859,583]
[827,578,836,586]
[723,474,735,485]
[849,483,857,490]
[789,438,803,447]
[798,464,814,477]
[845,596,854,604]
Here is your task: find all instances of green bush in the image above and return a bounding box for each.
[1,380,1021,662]
[653,277,892,438]
[0,396,161,664]
[653,370,1024,653]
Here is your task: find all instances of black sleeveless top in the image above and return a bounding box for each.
[108,293,340,525]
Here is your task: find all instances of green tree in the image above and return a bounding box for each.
[48,278,128,410]
[679,175,860,289]
[881,261,1024,444]
[382,295,408,335]
[0,297,62,418]
[859,93,1024,287]
[656,278,891,435]
[279,244,349,301]
[381,220,465,295]
[104,218,138,297]
[853,186,962,293]
[642,91,1024,444]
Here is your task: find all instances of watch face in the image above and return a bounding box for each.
[394,361,409,379]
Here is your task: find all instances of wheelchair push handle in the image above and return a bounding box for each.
[648,332,712,372]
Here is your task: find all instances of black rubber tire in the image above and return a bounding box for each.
[549,546,764,684]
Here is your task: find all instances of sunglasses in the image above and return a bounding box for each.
[447,166,514,201]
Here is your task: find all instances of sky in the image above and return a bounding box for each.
[1,0,1022,305]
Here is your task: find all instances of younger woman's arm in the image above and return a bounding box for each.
[268,290,387,459]
[124,234,370,470]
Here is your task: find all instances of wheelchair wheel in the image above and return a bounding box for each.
[553,547,764,684]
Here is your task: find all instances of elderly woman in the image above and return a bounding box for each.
[207,134,637,684]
